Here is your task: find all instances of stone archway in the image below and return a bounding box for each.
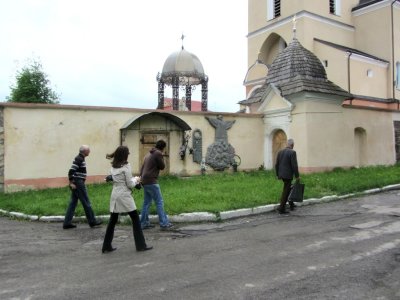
[259,33,287,66]
[272,129,287,167]
[120,112,191,175]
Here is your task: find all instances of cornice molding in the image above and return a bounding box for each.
[247,11,354,39]
[352,0,400,17]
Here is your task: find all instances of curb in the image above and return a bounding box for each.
[1,184,400,224]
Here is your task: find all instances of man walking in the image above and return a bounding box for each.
[63,145,102,229]
[275,139,300,214]
[140,140,173,230]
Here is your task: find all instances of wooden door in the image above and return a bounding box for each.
[139,132,169,175]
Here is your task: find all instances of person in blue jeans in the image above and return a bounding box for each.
[140,140,173,230]
[63,145,102,229]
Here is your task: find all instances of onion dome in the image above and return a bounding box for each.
[159,48,206,86]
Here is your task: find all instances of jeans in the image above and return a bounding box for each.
[64,180,96,225]
[140,184,170,228]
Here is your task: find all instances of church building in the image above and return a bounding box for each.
[0,0,399,192]
[241,0,400,171]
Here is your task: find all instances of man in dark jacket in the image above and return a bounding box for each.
[275,139,300,214]
[63,145,102,229]
[140,140,173,230]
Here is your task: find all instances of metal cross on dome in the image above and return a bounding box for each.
[181,33,185,49]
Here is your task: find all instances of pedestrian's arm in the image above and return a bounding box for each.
[156,151,165,170]
[275,152,280,178]
[68,156,82,188]
[124,165,135,189]
[291,152,300,179]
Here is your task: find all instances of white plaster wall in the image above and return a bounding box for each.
[2,104,265,191]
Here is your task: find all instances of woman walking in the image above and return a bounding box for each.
[102,146,152,253]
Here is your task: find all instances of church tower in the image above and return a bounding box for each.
[245,0,399,106]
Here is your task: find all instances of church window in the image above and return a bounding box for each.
[329,0,341,16]
[396,62,400,90]
[267,0,281,20]
[367,69,373,78]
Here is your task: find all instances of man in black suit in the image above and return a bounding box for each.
[275,139,300,214]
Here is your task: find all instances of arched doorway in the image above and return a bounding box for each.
[120,112,191,175]
[272,129,287,167]
[354,127,367,167]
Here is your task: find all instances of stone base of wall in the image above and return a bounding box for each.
[4,175,107,193]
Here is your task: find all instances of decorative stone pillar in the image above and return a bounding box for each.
[172,77,179,111]
[201,77,208,111]
[185,85,192,111]
[157,80,164,109]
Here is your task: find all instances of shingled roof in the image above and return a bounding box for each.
[240,38,351,105]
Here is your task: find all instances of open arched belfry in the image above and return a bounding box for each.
[156,41,208,111]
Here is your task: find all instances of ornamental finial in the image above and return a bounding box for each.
[292,15,297,38]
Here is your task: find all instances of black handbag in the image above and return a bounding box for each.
[288,181,305,202]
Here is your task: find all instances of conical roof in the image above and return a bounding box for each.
[240,38,351,105]
[159,48,206,85]
[266,38,327,85]
[265,38,350,97]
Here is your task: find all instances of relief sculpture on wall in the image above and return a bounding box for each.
[192,129,202,163]
[205,115,236,171]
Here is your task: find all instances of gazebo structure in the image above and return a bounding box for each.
[157,42,208,111]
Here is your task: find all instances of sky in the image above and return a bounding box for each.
[0,0,248,112]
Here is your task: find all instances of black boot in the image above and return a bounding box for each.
[102,213,118,253]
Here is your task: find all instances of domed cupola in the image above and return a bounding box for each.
[157,42,209,111]
[160,48,206,86]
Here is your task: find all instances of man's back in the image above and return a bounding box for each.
[275,148,299,180]
[141,148,165,185]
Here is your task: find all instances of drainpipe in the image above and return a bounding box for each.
[391,1,397,108]
[347,51,353,93]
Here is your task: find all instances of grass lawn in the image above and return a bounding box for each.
[0,165,400,217]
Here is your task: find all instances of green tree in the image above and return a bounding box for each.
[7,59,60,104]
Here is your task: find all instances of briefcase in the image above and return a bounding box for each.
[288,181,305,202]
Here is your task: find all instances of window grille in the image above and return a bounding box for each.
[329,0,335,14]
[267,0,281,20]
[274,0,281,18]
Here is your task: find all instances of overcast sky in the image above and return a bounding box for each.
[0,0,248,112]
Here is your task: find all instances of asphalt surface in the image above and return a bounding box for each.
[1,191,400,299]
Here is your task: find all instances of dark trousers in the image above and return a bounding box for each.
[102,210,147,251]
[64,180,96,225]
[279,179,292,212]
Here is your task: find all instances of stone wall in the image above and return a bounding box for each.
[394,121,400,162]
[0,106,4,192]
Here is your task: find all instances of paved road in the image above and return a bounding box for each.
[1,191,400,300]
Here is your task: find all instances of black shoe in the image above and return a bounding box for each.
[89,220,103,228]
[278,210,290,215]
[102,247,117,253]
[137,246,153,252]
[63,224,77,229]
[289,202,297,211]
[160,223,174,230]
[142,224,155,230]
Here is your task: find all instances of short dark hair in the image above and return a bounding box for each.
[106,146,130,168]
[155,140,166,150]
